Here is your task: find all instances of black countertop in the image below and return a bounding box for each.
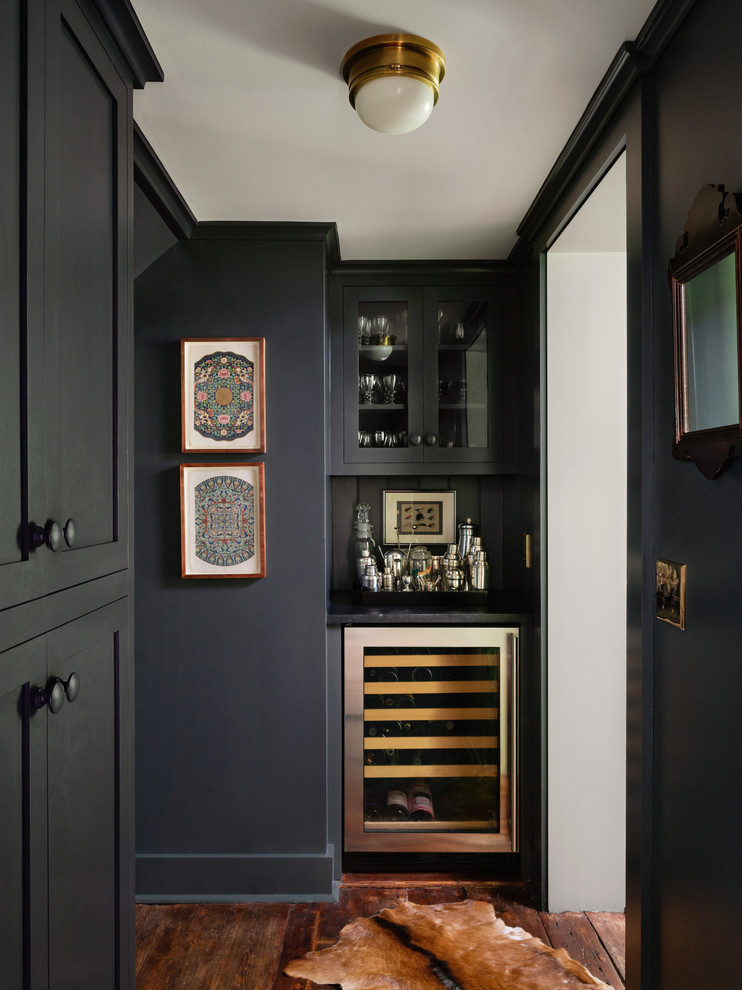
[327,592,530,626]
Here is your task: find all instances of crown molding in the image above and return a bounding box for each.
[134,123,197,239]
[90,0,163,88]
[192,222,341,269]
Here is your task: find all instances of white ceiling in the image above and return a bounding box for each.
[131,0,656,262]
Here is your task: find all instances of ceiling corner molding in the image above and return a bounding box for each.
[324,225,342,271]
[90,0,164,88]
[134,123,197,240]
[514,0,698,250]
[331,259,513,278]
[633,0,699,65]
[190,222,342,268]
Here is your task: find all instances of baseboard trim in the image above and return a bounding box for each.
[136,849,336,902]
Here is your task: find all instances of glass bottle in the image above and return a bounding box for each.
[386,788,409,821]
[353,502,377,584]
[408,780,434,821]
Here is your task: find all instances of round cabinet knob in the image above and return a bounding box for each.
[63,519,77,548]
[31,678,66,714]
[48,679,66,714]
[424,433,438,446]
[409,433,422,446]
[63,672,80,703]
[29,520,64,552]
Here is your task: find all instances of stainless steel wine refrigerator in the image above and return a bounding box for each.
[344,625,519,855]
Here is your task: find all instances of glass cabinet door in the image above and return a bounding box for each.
[424,286,501,464]
[343,287,424,464]
[339,283,505,468]
[344,626,518,854]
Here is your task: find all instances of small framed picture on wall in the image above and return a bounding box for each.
[180,463,266,578]
[181,338,266,452]
[383,490,456,545]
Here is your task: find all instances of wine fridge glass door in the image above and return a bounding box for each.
[344,625,518,854]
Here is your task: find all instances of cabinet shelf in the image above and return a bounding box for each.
[359,344,408,353]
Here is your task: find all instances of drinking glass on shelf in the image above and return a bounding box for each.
[373,430,386,447]
[381,374,398,403]
[359,373,378,403]
[374,315,390,338]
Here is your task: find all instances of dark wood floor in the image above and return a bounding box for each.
[135,875,625,989]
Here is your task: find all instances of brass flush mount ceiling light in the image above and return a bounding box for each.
[341,34,446,134]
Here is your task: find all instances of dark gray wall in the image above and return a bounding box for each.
[134,227,334,899]
[133,183,176,278]
[650,1,742,984]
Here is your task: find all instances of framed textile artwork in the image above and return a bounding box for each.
[382,490,456,545]
[180,463,266,578]
[181,338,266,452]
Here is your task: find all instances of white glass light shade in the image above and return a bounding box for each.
[354,75,435,134]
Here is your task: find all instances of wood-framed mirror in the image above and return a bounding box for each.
[670,184,742,479]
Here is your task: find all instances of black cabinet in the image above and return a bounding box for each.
[0,602,132,990]
[1,0,131,614]
[331,274,516,475]
[0,1,159,986]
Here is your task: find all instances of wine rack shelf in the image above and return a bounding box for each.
[365,765,498,779]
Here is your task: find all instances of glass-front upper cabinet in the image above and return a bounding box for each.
[334,280,509,474]
[350,286,423,465]
[429,289,494,460]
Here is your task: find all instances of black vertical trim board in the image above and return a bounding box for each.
[19,0,30,562]
[113,629,120,990]
[626,77,656,990]
[21,683,30,990]
[111,72,120,543]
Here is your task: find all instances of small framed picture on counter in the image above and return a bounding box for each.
[383,490,456,545]
[181,337,266,452]
[180,463,266,578]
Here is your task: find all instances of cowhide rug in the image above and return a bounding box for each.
[284,898,612,990]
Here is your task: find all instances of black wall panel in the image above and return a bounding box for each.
[649,1,742,985]
[134,230,333,899]
[134,183,177,278]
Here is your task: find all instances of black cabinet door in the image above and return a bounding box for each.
[0,600,132,990]
[0,1,131,612]
[43,1,130,595]
[0,0,23,581]
[342,285,425,466]
[47,600,132,990]
[421,285,505,466]
[0,639,49,990]
[0,0,48,612]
